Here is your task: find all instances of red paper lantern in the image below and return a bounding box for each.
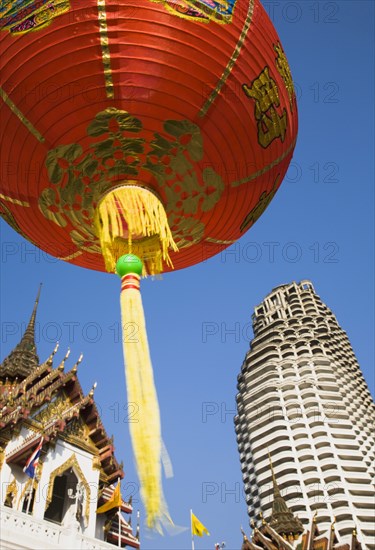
[0,0,297,273]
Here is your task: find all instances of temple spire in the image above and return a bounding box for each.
[24,283,42,340]
[268,450,281,498]
[0,285,42,382]
[267,451,304,538]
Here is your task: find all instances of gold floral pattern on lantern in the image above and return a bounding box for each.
[38,108,225,255]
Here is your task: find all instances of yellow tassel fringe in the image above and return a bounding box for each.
[95,184,178,274]
[120,279,171,530]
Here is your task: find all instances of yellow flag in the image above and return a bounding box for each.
[96,483,122,514]
[191,512,210,536]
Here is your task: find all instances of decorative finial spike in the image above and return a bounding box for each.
[47,341,59,365]
[72,353,83,372]
[36,283,42,300]
[136,510,140,539]
[57,348,71,371]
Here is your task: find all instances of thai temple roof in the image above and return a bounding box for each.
[268,453,304,538]
[240,455,362,550]
[240,470,362,550]
[0,289,140,548]
[0,286,41,381]
[0,292,123,482]
[241,519,362,550]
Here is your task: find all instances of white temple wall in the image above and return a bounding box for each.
[34,438,100,537]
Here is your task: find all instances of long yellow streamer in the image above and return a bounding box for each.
[120,277,170,529]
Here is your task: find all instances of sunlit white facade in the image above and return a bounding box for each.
[235,280,375,548]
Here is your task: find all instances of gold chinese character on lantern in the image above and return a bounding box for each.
[274,42,295,111]
[243,67,287,148]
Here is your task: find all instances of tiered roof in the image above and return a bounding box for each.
[242,519,362,550]
[0,286,41,381]
[99,485,140,549]
[241,470,362,550]
[0,349,123,482]
[268,455,304,539]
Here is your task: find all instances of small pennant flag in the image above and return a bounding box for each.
[96,482,122,514]
[191,512,210,537]
[23,437,43,479]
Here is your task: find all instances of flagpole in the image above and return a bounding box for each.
[190,509,195,550]
[118,477,121,548]
[25,466,36,515]
[24,436,43,516]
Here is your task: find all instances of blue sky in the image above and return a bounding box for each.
[0,1,374,549]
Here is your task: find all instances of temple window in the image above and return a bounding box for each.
[44,469,83,526]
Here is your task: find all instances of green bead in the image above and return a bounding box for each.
[116,254,143,277]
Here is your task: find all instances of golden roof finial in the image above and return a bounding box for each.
[71,353,83,373]
[58,348,70,371]
[241,526,248,541]
[47,341,59,365]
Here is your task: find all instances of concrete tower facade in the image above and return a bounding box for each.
[235,280,375,548]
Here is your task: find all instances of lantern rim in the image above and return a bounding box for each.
[96,181,164,214]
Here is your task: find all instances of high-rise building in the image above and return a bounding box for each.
[235,280,375,549]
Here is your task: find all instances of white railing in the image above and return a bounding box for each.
[0,507,60,548]
[0,506,124,550]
